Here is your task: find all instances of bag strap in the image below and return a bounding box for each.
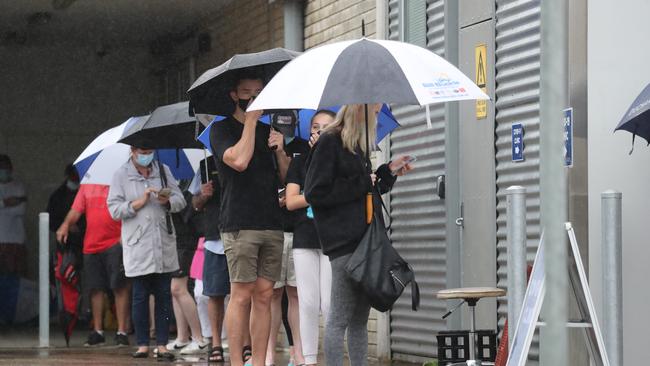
[372,185,392,231]
[411,278,421,311]
[156,156,173,235]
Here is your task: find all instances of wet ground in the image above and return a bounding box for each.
[0,326,418,365]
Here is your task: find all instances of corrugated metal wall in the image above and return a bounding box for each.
[387,0,448,359]
[494,0,541,360]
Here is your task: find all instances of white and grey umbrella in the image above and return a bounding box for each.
[248,38,489,127]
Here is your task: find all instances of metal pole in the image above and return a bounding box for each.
[39,212,50,348]
[601,190,622,366]
[540,0,568,365]
[506,186,527,348]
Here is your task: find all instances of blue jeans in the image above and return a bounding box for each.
[131,273,172,346]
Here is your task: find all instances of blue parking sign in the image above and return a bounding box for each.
[564,108,573,167]
[512,123,524,162]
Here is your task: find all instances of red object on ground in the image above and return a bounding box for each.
[494,264,534,365]
[71,184,121,254]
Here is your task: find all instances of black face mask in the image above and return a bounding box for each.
[237,98,251,112]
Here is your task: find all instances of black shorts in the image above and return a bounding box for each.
[202,250,230,297]
[83,243,127,292]
[171,248,195,278]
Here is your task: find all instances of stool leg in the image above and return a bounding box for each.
[467,299,479,366]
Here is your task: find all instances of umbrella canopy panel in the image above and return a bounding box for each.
[188,48,301,116]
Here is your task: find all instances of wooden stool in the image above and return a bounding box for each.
[437,287,506,366]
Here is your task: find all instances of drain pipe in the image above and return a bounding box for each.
[284,0,304,51]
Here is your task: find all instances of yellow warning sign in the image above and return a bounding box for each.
[475,44,487,119]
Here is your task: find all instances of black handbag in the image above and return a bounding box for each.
[344,194,420,313]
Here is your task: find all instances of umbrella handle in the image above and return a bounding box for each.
[203,148,209,184]
[366,193,373,224]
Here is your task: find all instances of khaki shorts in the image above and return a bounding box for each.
[221,230,284,283]
[274,232,297,289]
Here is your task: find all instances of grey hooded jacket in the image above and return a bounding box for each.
[107,160,186,277]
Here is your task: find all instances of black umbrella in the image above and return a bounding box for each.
[614,83,650,154]
[187,47,301,116]
[119,101,205,149]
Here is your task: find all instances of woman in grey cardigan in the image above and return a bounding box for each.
[108,146,186,360]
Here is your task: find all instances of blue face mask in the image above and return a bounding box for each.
[136,153,155,167]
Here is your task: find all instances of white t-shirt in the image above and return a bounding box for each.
[0,179,26,244]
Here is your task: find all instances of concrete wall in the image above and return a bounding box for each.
[0,42,156,278]
[304,0,376,49]
[588,1,650,364]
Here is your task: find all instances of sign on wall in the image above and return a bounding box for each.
[512,123,524,162]
[475,44,488,119]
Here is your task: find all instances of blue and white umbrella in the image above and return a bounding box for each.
[74,116,206,185]
[197,105,400,153]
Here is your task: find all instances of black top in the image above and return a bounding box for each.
[46,184,83,232]
[211,116,283,232]
[285,153,320,249]
[281,138,310,233]
[304,132,396,259]
[171,189,200,250]
[199,158,222,241]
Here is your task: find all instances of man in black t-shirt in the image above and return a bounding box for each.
[210,72,290,366]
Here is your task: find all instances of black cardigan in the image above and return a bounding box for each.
[304,132,396,259]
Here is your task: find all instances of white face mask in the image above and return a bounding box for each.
[66,180,80,191]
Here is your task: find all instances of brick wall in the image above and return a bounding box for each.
[195,0,285,74]
[304,0,376,49]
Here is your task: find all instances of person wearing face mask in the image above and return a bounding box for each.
[0,154,27,276]
[56,165,130,347]
[47,164,83,240]
[107,144,186,360]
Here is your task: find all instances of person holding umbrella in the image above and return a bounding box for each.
[304,104,413,366]
[107,143,186,360]
[210,70,289,366]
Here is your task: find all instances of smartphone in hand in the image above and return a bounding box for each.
[391,155,417,175]
[158,187,172,198]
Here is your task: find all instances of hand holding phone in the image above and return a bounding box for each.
[390,155,417,176]
[158,187,172,198]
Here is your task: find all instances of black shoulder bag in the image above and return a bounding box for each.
[344,187,420,313]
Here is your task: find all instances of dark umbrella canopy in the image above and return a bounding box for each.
[187,47,301,116]
[615,83,650,148]
[119,101,204,149]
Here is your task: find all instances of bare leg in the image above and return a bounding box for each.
[208,296,226,348]
[225,282,255,366]
[250,277,275,366]
[265,287,284,365]
[286,286,305,365]
[171,276,203,343]
[90,290,105,332]
[113,284,131,334]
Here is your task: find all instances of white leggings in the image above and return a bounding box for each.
[193,280,212,338]
[293,248,332,365]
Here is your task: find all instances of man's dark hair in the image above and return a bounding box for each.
[0,154,12,169]
[231,69,264,92]
[311,109,337,125]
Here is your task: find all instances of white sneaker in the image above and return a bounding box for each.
[179,340,209,355]
[166,339,190,352]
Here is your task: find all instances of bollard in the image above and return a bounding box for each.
[506,186,527,348]
[39,213,49,348]
[601,191,622,366]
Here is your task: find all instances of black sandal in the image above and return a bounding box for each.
[242,345,252,364]
[156,351,175,362]
[208,346,225,363]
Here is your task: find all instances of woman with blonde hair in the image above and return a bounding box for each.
[304,104,413,366]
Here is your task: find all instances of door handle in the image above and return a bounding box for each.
[456,202,464,228]
[455,217,464,227]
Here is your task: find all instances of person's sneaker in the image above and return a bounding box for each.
[84,331,105,347]
[166,339,190,352]
[179,340,209,355]
[115,333,130,347]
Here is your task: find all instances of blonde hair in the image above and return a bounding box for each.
[324,104,377,155]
